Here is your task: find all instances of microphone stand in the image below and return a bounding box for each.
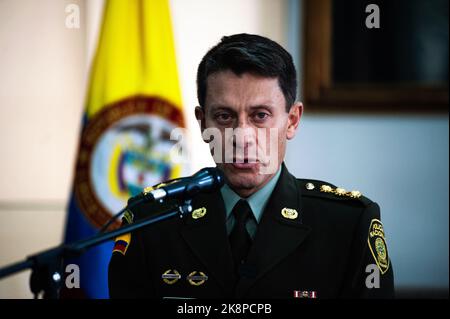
[0,198,193,299]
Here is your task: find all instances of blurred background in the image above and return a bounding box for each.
[0,0,448,298]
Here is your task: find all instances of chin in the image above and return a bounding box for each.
[219,163,267,195]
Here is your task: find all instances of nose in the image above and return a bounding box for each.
[233,115,256,150]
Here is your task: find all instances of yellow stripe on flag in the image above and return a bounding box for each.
[86,0,182,118]
[73,0,185,231]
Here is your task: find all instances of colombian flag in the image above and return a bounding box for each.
[64,0,184,298]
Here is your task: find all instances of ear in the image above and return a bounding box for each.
[286,102,303,140]
[195,106,207,142]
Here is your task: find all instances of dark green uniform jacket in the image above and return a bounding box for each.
[108,164,394,298]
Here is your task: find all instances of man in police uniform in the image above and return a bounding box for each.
[108,34,394,298]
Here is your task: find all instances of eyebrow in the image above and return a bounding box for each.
[209,104,233,111]
[248,104,275,111]
[209,104,275,112]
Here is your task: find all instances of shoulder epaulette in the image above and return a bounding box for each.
[297,179,373,206]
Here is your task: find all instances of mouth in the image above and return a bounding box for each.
[230,158,259,170]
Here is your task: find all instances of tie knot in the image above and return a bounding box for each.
[232,200,252,223]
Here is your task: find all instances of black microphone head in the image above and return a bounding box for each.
[184,167,224,198]
[140,167,225,201]
[196,167,224,190]
[212,167,225,188]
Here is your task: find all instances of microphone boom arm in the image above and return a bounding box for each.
[0,198,194,298]
[0,167,223,298]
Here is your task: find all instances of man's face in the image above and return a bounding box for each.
[195,70,302,197]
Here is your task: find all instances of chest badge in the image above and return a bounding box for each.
[192,207,207,219]
[187,271,208,286]
[162,269,181,285]
[281,207,298,220]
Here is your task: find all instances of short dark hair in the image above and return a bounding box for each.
[196,33,297,111]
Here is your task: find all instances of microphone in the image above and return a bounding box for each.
[135,167,225,203]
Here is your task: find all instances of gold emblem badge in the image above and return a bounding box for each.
[192,207,207,219]
[281,208,298,220]
[161,269,181,285]
[187,271,208,286]
[349,190,361,198]
[320,185,333,193]
[368,219,390,274]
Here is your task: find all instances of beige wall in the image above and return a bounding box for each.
[0,0,87,298]
[0,0,288,298]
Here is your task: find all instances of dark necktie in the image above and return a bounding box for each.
[229,200,253,275]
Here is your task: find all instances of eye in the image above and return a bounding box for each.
[214,112,233,124]
[253,111,270,122]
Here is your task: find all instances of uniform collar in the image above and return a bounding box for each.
[220,166,282,223]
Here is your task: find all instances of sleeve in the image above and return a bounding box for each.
[341,202,395,298]
[108,209,155,298]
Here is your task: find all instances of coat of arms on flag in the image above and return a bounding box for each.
[74,96,184,230]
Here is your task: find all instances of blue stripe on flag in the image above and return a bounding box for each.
[64,193,113,299]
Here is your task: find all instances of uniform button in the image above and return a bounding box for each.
[305,182,315,190]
